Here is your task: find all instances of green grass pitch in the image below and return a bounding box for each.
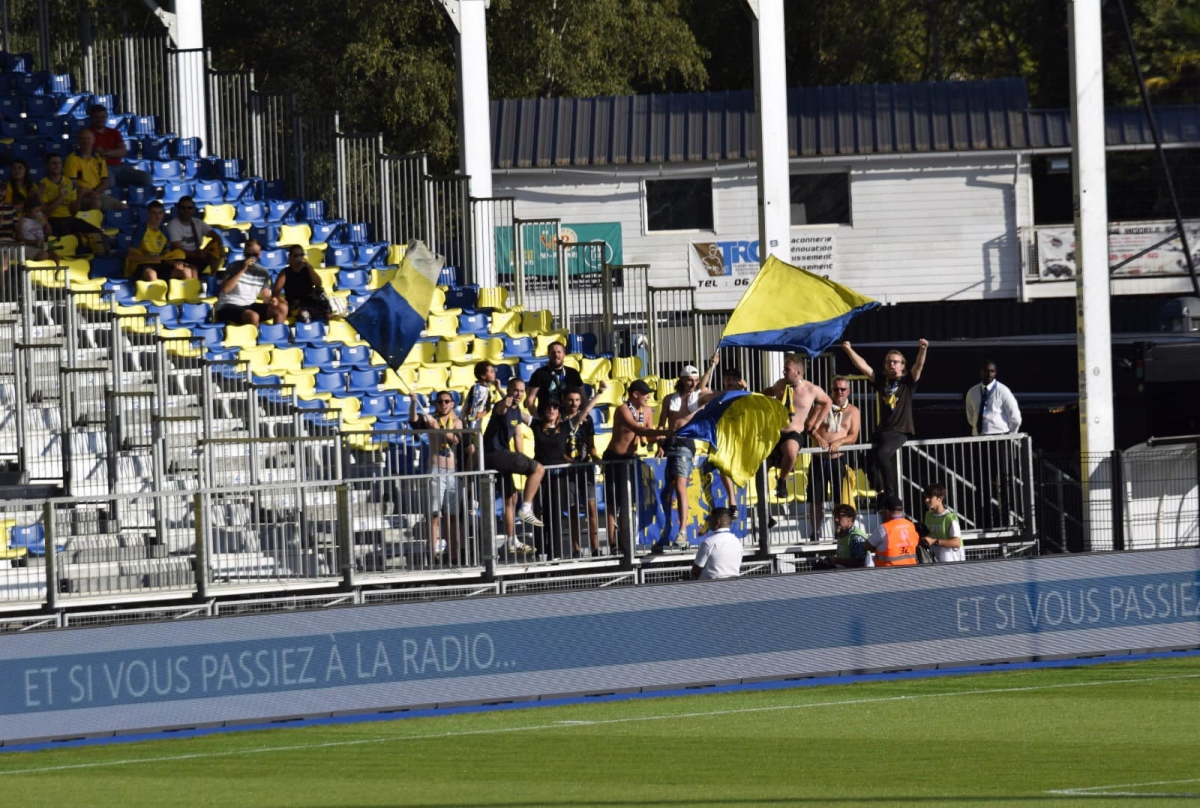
[2,655,1199,807]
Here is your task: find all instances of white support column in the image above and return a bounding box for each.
[440,0,497,287]
[1069,0,1116,548]
[146,0,208,152]
[747,0,791,381]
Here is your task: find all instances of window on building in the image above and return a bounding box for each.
[1033,149,1200,224]
[645,178,713,232]
[790,173,851,225]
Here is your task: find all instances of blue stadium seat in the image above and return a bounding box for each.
[41,139,70,159]
[193,180,224,205]
[217,228,248,253]
[141,138,174,161]
[344,222,373,244]
[24,95,58,117]
[569,332,599,356]
[335,268,369,293]
[325,245,358,270]
[217,158,244,180]
[15,71,51,95]
[0,119,23,139]
[9,140,40,164]
[125,185,156,207]
[50,73,73,94]
[310,222,343,244]
[303,345,339,372]
[458,312,489,336]
[265,200,297,224]
[130,115,158,137]
[248,224,282,247]
[314,371,346,395]
[90,93,118,114]
[152,160,183,182]
[147,303,181,329]
[235,200,267,226]
[261,178,288,198]
[359,395,392,418]
[257,322,292,347]
[517,360,541,380]
[173,137,202,159]
[10,523,59,557]
[444,285,479,311]
[339,344,374,369]
[223,179,254,203]
[160,181,195,204]
[0,97,23,118]
[0,52,32,71]
[292,321,326,345]
[346,368,381,395]
[438,266,460,286]
[356,243,389,268]
[503,335,536,360]
[179,302,212,326]
[180,158,200,180]
[257,248,288,272]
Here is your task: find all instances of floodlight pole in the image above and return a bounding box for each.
[142,0,208,154]
[439,0,498,288]
[746,0,790,380]
[1068,0,1116,547]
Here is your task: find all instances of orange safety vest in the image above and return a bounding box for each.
[875,517,919,567]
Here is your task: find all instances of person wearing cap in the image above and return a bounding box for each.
[760,353,832,500]
[691,507,743,580]
[603,378,671,555]
[864,494,920,567]
[656,353,720,551]
[525,340,583,411]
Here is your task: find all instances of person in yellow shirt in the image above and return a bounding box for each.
[3,159,38,206]
[39,153,107,251]
[126,201,191,281]
[65,129,126,213]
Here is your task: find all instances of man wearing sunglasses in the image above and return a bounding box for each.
[808,375,861,540]
[166,194,225,274]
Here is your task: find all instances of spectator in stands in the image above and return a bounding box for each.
[864,494,920,567]
[525,340,583,411]
[761,353,832,500]
[841,339,928,505]
[825,503,870,569]
[3,159,37,206]
[409,391,463,565]
[216,239,287,326]
[16,196,59,263]
[166,195,225,274]
[461,361,501,471]
[530,385,606,558]
[87,104,151,188]
[604,379,670,555]
[39,153,107,252]
[711,360,748,507]
[66,128,125,213]
[272,245,330,323]
[690,507,742,580]
[657,355,720,551]
[482,378,545,557]
[126,201,193,281]
[965,359,1022,529]
[920,482,964,563]
[807,375,862,541]
[562,384,603,557]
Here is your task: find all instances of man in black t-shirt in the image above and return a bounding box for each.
[841,339,928,505]
[525,341,583,411]
[482,378,545,554]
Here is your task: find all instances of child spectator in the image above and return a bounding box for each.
[16,197,59,263]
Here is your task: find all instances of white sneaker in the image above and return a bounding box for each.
[517,507,544,528]
[506,539,535,555]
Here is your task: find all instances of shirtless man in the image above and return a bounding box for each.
[656,355,719,549]
[602,379,671,554]
[761,353,831,499]
[410,391,463,563]
[807,375,862,540]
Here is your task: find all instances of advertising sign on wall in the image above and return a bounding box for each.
[496,222,624,278]
[1034,220,1200,281]
[690,231,837,290]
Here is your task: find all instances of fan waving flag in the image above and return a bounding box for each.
[346,241,444,369]
[676,391,788,488]
[719,255,879,357]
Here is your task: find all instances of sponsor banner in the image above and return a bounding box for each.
[3,549,1200,744]
[690,231,837,290]
[496,222,623,279]
[1035,220,1200,280]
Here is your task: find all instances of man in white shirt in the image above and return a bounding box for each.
[965,360,1021,435]
[165,195,225,274]
[964,360,1022,530]
[691,508,743,580]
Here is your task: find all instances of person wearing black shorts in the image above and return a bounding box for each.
[482,378,545,555]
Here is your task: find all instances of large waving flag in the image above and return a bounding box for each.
[347,241,444,369]
[676,392,788,487]
[719,255,879,356]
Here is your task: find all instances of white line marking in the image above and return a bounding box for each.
[1048,777,1200,797]
[2,671,1197,777]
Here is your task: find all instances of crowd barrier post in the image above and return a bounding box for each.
[42,499,57,612]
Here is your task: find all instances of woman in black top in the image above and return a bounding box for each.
[272,245,331,323]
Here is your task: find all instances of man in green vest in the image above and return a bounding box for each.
[829,503,870,569]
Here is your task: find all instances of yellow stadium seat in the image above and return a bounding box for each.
[521,310,554,335]
[479,337,507,363]
[278,224,312,250]
[476,286,508,311]
[52,234,79,256]
[412,363,450,394]
[534,332,568,356]
[562,353,581,371]
[204,204,247,230]
[436,337,473,364]
[325,319,367,346]
[367,268,396,291]
[281,371,316,397]
[428,287,462,318]
[65,261,104,292]
[381,366,418,393]
[489,310,523,337]
[446,363,478,391]
[268,347,313,375]
[387,244,407,265]
[167,278,202,304]
[610,356,642,381]
[134,280,169,305]
[590,380,625,406]
[222,323,259,350]
[579,357,611,384]
[405,341,437,366]
[75,209,103,229]
[305,246,326,266]
[593,430,612,457]
[365,350,388,367]
[425,313,459,340]
[314,267,339,289]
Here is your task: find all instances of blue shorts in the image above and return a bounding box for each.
[666,441,695,480]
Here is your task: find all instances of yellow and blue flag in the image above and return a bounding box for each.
[719,255,879,356]
[676,391,788,487]
[347,241,444,369]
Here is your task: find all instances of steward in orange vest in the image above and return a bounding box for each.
[867,495,919,567]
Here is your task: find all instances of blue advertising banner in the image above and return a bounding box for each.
[3,550,1200,744]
